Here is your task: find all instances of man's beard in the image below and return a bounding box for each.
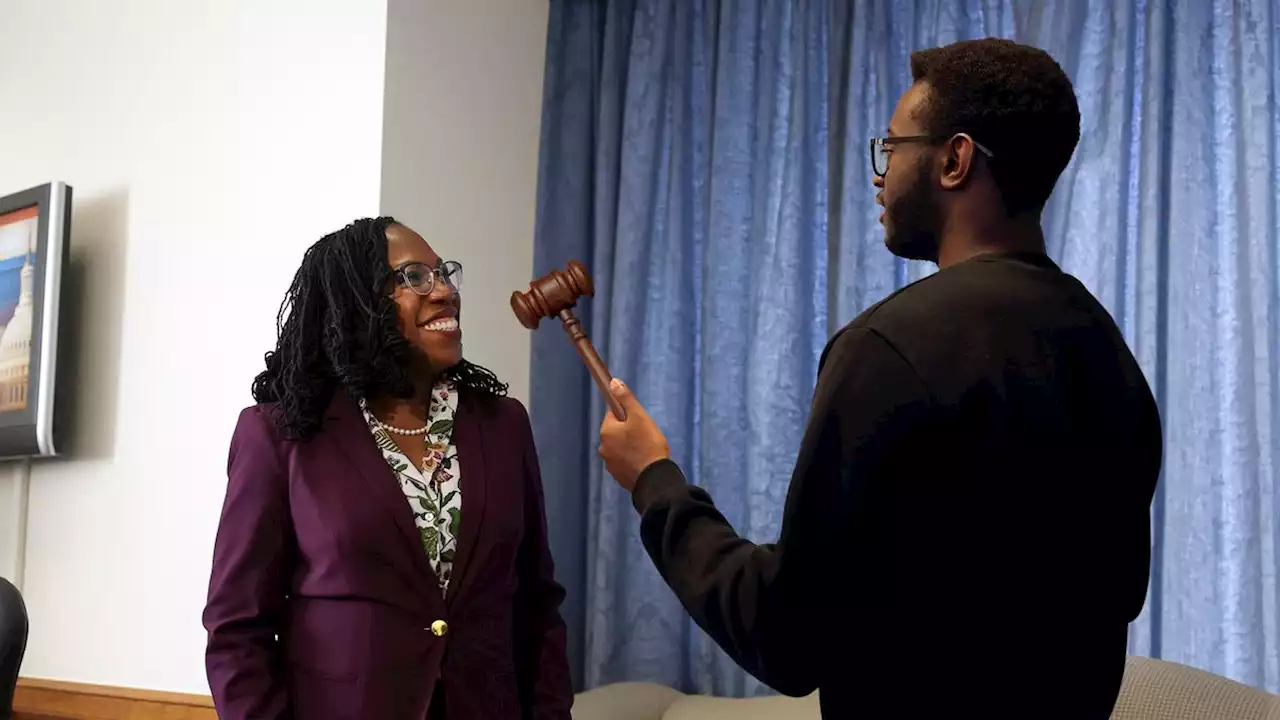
[884,158,942,263]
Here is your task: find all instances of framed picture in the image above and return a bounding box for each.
[0,182,71,458]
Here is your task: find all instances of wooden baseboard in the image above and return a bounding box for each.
[13,678,216,720]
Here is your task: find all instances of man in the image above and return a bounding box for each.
[597,38,1163,718]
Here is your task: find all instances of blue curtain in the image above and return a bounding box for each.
[531,0,1280,698]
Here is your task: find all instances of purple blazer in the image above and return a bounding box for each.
[202,390,573,719]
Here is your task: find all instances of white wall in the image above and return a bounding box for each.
[380,0,550,405]
[0,0,388,694]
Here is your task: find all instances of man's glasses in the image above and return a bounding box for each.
[393,260,463,296]
[869,133,994,177]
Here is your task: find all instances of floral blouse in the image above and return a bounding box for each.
[361,381,462,594]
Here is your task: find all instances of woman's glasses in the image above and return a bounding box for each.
[394,260,463,296]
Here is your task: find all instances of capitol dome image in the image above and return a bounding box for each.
[0,258,33,411]
[0,207,37,413]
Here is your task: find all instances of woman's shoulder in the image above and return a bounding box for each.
[222,403,292,475]
[495,395,530,421]
[459,392,531,431]
[233,388,345,443]
[231,402,287,443]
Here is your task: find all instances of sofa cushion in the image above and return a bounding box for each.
[572,681,684,720]
[663,691,821,720]
[571,655,1280,720]
[1110,656,1280,720]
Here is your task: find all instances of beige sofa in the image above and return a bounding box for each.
[572,656,1280,720]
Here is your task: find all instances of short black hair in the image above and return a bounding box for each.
[909,38,1080,214]
[251,216,507,440]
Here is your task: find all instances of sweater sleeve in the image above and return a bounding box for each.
[630,326,931,696]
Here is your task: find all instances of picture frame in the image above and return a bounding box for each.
[0,181,72,458]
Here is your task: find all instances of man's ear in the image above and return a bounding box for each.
[939,134,975,191]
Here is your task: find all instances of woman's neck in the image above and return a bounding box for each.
[367,375,438,426]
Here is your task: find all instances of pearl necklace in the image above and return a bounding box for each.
[373,417,430,436]
[359,400,431,436]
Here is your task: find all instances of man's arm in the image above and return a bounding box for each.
[630,326,931,696]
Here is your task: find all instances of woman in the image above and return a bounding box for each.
[203,217,573,719]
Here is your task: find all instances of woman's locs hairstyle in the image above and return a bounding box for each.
[251,216,507,440]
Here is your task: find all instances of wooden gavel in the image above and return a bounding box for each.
[511,260,627,421]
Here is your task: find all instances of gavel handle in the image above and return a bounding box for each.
[558,309,627,421]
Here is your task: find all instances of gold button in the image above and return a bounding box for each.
[430,620,448,637]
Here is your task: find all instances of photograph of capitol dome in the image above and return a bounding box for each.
[0,204,37,414]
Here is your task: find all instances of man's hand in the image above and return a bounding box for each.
[598,378,670,492]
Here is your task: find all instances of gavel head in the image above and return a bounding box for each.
[511,260,595,329]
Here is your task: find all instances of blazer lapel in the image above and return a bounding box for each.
[325,392,439,586]
[446,397,488,607]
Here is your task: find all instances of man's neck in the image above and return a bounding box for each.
[937,214,1046,269]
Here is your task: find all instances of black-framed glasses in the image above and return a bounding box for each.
[869,133,995,177]
[393,260,463,296]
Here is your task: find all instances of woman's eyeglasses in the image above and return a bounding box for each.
[393,260,463,296]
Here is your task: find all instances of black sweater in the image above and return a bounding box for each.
[632,251,1163,719]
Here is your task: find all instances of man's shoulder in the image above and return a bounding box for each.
[840,269,955,339]
[826,255,1092,382]
[847,254,1081,338]
[817,274,939,370]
